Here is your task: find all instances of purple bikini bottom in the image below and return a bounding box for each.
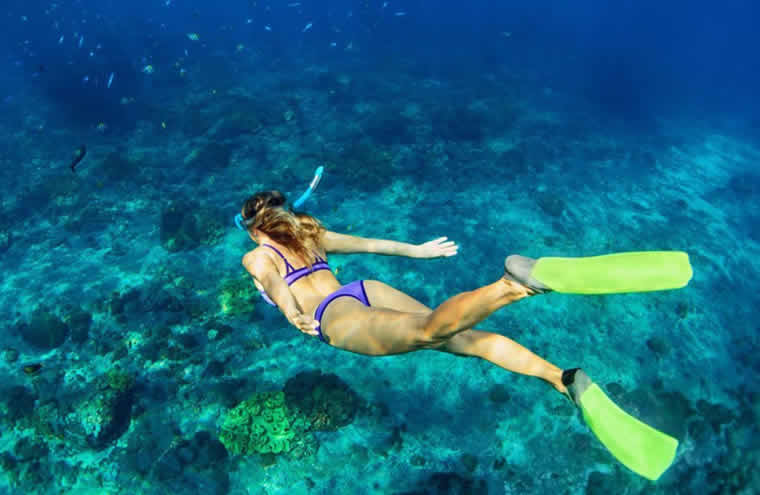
[314,280,371,343]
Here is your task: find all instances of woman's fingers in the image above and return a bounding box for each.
[293,314,319,336]
[418,236,459,258]
[434,237,458,256]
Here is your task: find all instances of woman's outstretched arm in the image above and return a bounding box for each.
[320,230,458,258]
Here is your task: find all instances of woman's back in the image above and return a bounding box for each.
[249,239,342,316]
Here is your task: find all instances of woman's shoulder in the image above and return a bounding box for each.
[242,246,284,279]
[243,245,274,264]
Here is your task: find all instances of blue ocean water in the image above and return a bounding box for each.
[1,0,758,493]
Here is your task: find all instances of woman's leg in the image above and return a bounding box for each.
[352,280,567,394]
[417,277,532,344]
[323,277,529,355]
[436,330,567,394]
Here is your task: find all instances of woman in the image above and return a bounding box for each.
[240,190,571,397]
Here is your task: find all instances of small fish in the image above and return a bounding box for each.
[82,75,90,84]
[236,43,245,52]
[58,35,64,44]
[288,2,301,6]
[142,64,154,74]
[96,122,108,133]
[394,12,406,17]
[23,364,42,376]
[107,72,115,88]
[302,22,313,33]
[264,25,272,31]
[78,35,84,48]
[383,2,388,8]
[184,49,189,57]
[69,145,87,172]
[187,32,200,41]
[246,18,253,24]
[330,41,337,47]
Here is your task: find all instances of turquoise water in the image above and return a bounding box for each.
[1,1,759,494]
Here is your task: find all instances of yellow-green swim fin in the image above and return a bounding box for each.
[563,369,679,481]
[504,251,693,294]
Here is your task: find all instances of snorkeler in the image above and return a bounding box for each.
[238,185,691,481]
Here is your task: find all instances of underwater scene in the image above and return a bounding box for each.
[1,0,759,494]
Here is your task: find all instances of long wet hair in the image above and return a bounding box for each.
[241,190,325,268]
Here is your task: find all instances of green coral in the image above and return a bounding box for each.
[283,370,361,432]
[105,367,135,393]
[217,276,256,317]
[219,391,309,456]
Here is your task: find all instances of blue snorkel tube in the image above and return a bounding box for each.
[235,166,325,231]
[292,165,324,209]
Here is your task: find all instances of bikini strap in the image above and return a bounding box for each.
[261,244,296,274]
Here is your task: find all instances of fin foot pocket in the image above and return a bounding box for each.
[503,255,553,294]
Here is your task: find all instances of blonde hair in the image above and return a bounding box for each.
[241,190,325,268]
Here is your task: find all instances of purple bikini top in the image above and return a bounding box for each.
[257,243,331,306]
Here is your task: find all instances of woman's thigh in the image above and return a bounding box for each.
[320,279,493,357]
[361,280,488,357]
[320,297,430,356]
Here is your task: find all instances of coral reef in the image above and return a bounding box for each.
[160,200,225,252]
[76,368,137,450]
[217,276,256,318]
[219,391,308,456]
[283,370,362,432]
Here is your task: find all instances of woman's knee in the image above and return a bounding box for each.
[418,311,462,347]
[413,318,459,350]
[433,330,484,355]
[359,312,443,353]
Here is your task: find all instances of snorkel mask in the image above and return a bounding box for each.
[235,166,324,231]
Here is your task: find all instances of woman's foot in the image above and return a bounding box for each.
[553,380,570,398]
[549,373,572,402]
[503,255,552,294]
[561,368,593,405]
[542,367,572,401]
[500,277,533,299]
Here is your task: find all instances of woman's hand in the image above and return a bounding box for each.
[415,237,458,259]
[287,311,320,337]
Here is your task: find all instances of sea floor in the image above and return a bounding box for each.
[0,57,758,494]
